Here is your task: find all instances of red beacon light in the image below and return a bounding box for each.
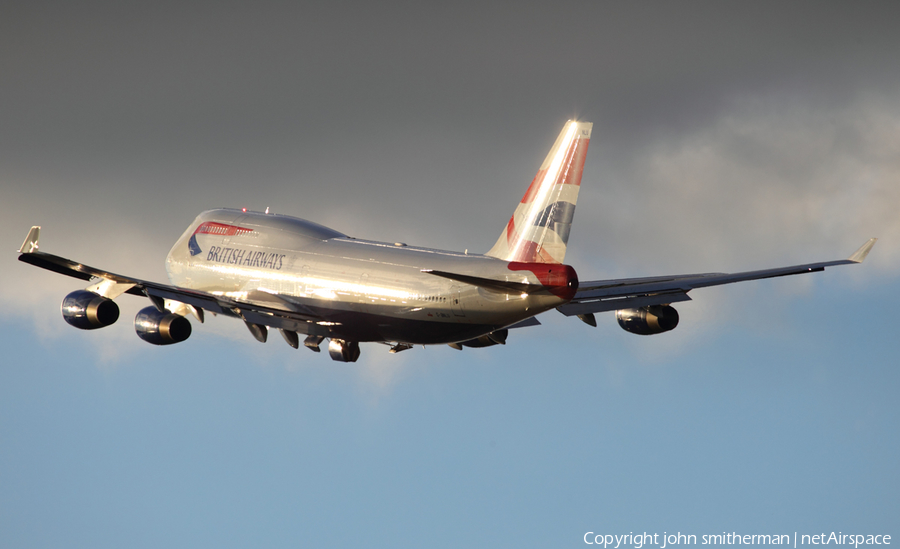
[242,208,247,212]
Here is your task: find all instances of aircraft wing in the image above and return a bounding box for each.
[17,230,324,334]
[559,238,877,316]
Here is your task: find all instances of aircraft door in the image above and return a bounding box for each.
[450,285,465,317]
[298,265,309,296]
[358,273,370,311]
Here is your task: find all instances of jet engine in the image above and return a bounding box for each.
[134,306,192,345]
[328,339,361,362]
[460,328,508,348]
[61,290,120,330]
[616,305,679,335]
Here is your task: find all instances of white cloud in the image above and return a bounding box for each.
[579,89,900,279]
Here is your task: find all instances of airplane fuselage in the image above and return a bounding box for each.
[165,208,577,344]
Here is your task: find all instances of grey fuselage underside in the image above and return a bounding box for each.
[165,209,567,344]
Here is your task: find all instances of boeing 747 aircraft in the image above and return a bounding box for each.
[17,121,877,362]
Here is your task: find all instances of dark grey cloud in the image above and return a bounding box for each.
[3,1,898,348]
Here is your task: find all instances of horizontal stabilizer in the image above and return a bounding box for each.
[422,269,538,294]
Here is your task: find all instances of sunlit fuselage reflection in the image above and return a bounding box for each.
[165,209,572,344]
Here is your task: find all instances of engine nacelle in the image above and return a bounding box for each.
[134,306,192,345]
[460,328,508,348]
[61,290,120,330]
[616,305,679,335]
[328,339,361,362]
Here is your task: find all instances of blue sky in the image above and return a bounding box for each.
[2,2,898,547]
[3,279,896,548]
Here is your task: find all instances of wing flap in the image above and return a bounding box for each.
[19,252,146,295]
[558,291,691,316]
[140,284,238,317]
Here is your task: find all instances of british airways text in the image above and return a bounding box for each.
[205,246,285,270]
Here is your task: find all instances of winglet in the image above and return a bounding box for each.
[848,238,877,263]
[18,226,40,254]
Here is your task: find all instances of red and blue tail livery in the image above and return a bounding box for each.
[487,120,591,264]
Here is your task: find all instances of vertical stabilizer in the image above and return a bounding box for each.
[486,120,592,264]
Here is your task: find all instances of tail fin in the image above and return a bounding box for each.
[486,120,592,264]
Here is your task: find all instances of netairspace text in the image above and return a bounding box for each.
[583,532,892,548]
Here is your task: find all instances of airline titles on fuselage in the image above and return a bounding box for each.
[205,245,285,270]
